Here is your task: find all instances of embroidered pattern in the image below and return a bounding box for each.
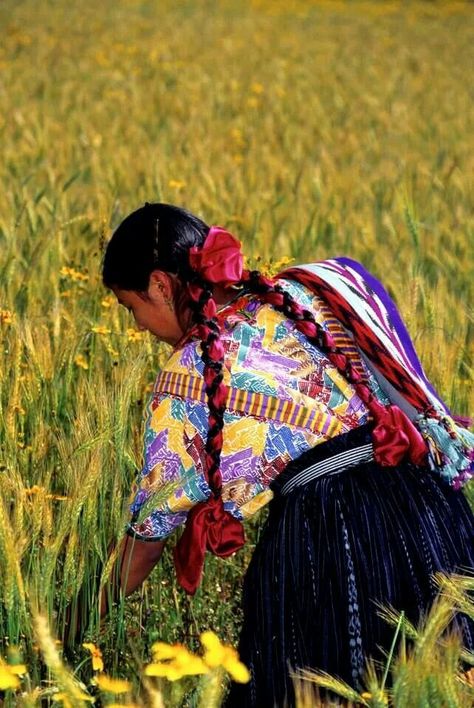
[129,280,389,540]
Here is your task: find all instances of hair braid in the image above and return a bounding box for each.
[186,273,227,498]
[242,270,385,419]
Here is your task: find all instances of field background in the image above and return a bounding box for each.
[0,0,473,703]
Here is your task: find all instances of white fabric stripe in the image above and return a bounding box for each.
[280,443,374,495]
[282,449,373,494]
[287,447,370,488]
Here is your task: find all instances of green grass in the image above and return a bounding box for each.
[0,0,473,704]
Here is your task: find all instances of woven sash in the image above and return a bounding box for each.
[154,370,344,439]
[280,442,374,495]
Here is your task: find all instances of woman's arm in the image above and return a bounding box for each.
[100,535,166,617]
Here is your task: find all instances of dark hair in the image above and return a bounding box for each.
[102,202,209,291]
[103,203,389,534]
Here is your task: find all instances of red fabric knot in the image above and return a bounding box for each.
[189,226,244,287]
[173,496,245,595]
[372,404,428,467]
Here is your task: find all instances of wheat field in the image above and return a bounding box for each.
[0,0,473,705]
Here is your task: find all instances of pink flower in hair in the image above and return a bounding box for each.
[189,226,243,287]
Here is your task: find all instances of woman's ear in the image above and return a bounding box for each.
[147,270,174,302]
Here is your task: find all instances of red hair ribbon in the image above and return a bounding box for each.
[188,226,244,288]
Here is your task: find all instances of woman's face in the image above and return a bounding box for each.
[111,271,185,345]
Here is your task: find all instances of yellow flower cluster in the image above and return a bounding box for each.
[144,631,250,684]
[59,266,89,282]
[145,643,208,681]
[244,255,295,277]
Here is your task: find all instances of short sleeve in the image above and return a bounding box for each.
[128,390,211,541]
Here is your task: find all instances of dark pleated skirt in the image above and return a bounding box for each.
[226,425,474,708]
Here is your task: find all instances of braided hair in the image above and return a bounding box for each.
[103,203,230,500]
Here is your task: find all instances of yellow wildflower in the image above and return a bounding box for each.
[251,82,264,94]
[59,266,89,282]
[246,96,259,108]
[74,354,89,370]
[168,179,186,190]
[8,664,27,676]
[96,674,132,694]
[91,325,111,336]
[82,643,104,672]
[151,642,182,661]
[127,328,144,342]
[145,642,208,681]
[101,295,115,309]
[200,631,250,683]
[0,660,21,690]
[0,309,13,325]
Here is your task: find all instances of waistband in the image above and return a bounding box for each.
[271,423,375,496]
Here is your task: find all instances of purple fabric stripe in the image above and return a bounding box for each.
[229,387,238,409]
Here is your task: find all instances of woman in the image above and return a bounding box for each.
[102,202,474,707]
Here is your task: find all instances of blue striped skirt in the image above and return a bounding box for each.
[225,424,474,707]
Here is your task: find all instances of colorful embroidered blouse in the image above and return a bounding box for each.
[128,279,389,540]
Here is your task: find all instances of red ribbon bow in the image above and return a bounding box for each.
[173,496,245,595]
[372,403,427,467]
[189,226,244,287]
